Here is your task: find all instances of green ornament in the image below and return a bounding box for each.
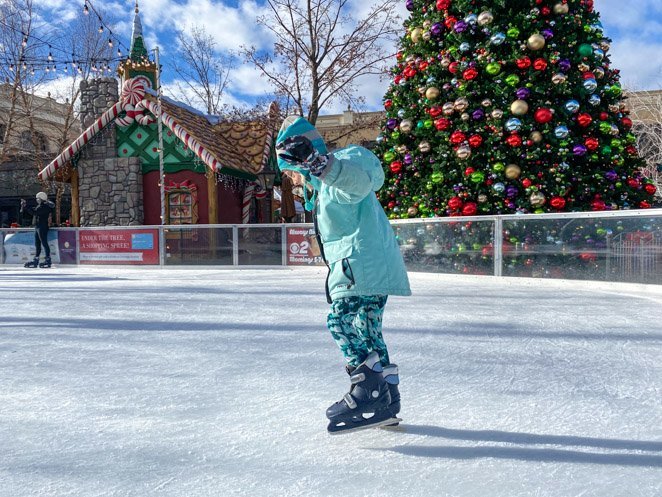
[626,133,636,144]
[383,151,395,163]
[391,131,400,140]
[534,208,545,214]
[472,243,482,251]
[615,181,622,188]
[610,138,622,148]
[505,74,520,86]
[431,171,444,183]
[470,171,486,183]
[608,84,622,97]
[424,119,433,128]
[601,145,612,155]
[492,162,505,172]
[486,62,501,75]
[578,43,593,57]
[507,27,520,38]
[599,122,612,134]
[417,120,424,129]
[426,182,434,190]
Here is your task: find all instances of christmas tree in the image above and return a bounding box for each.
[377,0,657,218]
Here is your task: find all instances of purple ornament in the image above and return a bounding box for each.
[472,109,485,120]
[506,186,518,197]
[541,29,554,39]
[605,170,618,181]
[559,59,572,72]
[386,118,398,130]
[406,0,414,11]
[515,88,531,99]
[404,153,413,164]
[572,144,588,156]
[430,23,443,37]
[454,21,468,33]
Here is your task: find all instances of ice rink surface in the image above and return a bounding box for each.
[1,266,661,497]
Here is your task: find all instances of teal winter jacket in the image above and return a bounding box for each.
[309,145,412,301]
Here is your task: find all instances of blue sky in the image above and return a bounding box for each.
[35,0,662,114]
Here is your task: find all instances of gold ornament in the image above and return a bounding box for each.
[418,86,427,95]
[423,20,431,28]
[395,145,408,154]
[440,58,451,68]
[456,145,472,160]
[478,194,488,203]
[527,34,546,51]
[510,99,529,115]
[553,3,569,14]
[491,109,504,119]
[530,131,543,143]
[482,98,492,107]
[425,87,440,100]
[442,102,455,115]
[422,31,431,41]
[505,164,521,179]
[411,28,423,43]
[477,11,494,26]
[578,63,590,72]
[399,119,413,133]
[600,40,611,51]
[552,73,567,84]
[407,206,419,217]
[530,191,546,207]
[461,112,470,121]
[454,97,469,111]
[418,141,431,153]
[609,104,620,113]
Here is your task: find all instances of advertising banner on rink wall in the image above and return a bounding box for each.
[79,229,159,265]
[286,227,324,266]
[2,230,77,265]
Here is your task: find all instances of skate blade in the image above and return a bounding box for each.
[327,417,402,435]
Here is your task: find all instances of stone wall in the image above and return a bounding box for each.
[76,78,144,226]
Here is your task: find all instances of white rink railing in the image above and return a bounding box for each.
[2,209,661,285]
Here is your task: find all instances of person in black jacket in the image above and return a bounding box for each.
[23,192,55,268]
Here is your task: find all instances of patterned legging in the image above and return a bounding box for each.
[327,295,389,368]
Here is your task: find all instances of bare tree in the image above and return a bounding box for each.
[240,0,401,124]
[170,25,233,115]
[627,89,662,203]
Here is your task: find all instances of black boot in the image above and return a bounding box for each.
[24,257,39,268]
[383,364,401,426]
[39,257,51,268]
[326,351,395,434]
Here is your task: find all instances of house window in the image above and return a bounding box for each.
[18,130,48,153]
[164,180,199,224]
[20,131,33,151]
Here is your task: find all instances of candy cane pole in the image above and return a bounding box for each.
[38,102,124,180]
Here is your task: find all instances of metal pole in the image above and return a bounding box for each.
[493,217,503,277]
[154,46,166,267]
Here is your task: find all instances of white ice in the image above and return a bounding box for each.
[1,267,661,497]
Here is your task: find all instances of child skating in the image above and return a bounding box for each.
[276,116,411,434]
[23,192,55,268]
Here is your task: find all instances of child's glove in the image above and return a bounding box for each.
[276,135,330,176]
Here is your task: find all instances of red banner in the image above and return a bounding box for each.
[79,229,159,265]
[286,227,324,266]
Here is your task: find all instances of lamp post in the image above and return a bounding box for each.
[258,170,277,223]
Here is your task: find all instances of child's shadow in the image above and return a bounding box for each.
[375,424,662,468]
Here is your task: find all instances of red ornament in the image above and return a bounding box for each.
[541,6,551,15]
[534,108,553,124]
[450,131,466,144]
[516,57,531,69]
[522,178,532,188]
[625,145,637,155]
[429,106,443,118]
[506,133,522,147]
[640,201,651,208]
[436,0,451,10]
[403,67,417,78]
[463,67,479,80]
[384,99,392,110]
[585,137,599,150]
[577,113,593,127]
[388,201,396,209]
[448,196,463,210]
[394,76,402,85]
[468,134,483,147]
[462,202,478,216]
[419,61,429,71]
[444,16,457,29]
[599,112,609,121]
[464,167,475,176]
[550,196,566,209]
[390,161,403,173]
[448,61,459,74]
[591,197,606,211]
[627,178,641,189]
[533,58,548,71]
[435,118,450,130]
[582,71,595,80]
[621,117,633,128]
[645,183,657,195]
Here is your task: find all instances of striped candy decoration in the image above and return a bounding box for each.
[38,101,124,180]
[242,182,255,224]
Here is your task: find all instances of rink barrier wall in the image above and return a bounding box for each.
[2,209,661,285]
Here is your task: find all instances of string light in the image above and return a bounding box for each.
[83,1,89,15]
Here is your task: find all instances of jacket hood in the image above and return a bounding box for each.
[275,116,328,174]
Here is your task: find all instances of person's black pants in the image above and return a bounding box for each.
[34,227,50,258]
